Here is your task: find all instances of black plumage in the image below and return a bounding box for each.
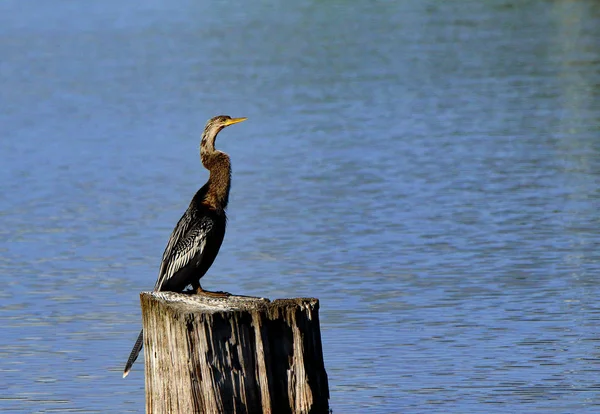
[123,115,247,378]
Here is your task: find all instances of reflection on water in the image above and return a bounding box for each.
[1,0,599,412]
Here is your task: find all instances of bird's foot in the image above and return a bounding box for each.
[196,287,231,298]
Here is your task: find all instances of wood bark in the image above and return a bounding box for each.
[140,291,329,414]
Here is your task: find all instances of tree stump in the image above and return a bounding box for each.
[140,291,329,414]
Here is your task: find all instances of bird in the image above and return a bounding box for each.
[122,115,247,378]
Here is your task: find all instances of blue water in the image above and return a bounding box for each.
[1,1,600,412]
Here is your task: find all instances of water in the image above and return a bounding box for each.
[1,0,599,412]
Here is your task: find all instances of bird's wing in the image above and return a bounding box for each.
[153,214,213,291]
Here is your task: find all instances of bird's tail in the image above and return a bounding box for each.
[123,329,144,378]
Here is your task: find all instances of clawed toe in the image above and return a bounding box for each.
[196,287,231,298]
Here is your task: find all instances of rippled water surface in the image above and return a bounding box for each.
[1,0,600,412]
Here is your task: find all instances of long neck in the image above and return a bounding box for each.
[200,128,231,210]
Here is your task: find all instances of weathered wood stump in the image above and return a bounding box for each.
[140,291,329,414]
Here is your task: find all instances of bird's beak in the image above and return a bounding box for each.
[223,117,247,126]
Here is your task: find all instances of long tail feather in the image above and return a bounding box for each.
[123,329,143,378]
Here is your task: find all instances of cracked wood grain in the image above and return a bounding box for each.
[141,292,329,414]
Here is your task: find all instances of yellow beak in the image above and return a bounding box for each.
[223,117,247,126]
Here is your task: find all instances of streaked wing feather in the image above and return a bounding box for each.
[154,214,213,291]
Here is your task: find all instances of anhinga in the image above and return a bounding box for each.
[123,115,247,378]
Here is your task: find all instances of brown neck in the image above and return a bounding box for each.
[200,125,231,210]
[202,152,231,210]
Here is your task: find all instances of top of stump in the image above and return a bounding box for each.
[141,291,319,314]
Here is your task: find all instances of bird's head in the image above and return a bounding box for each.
[201,115,247,150]
[205,115,247,135]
